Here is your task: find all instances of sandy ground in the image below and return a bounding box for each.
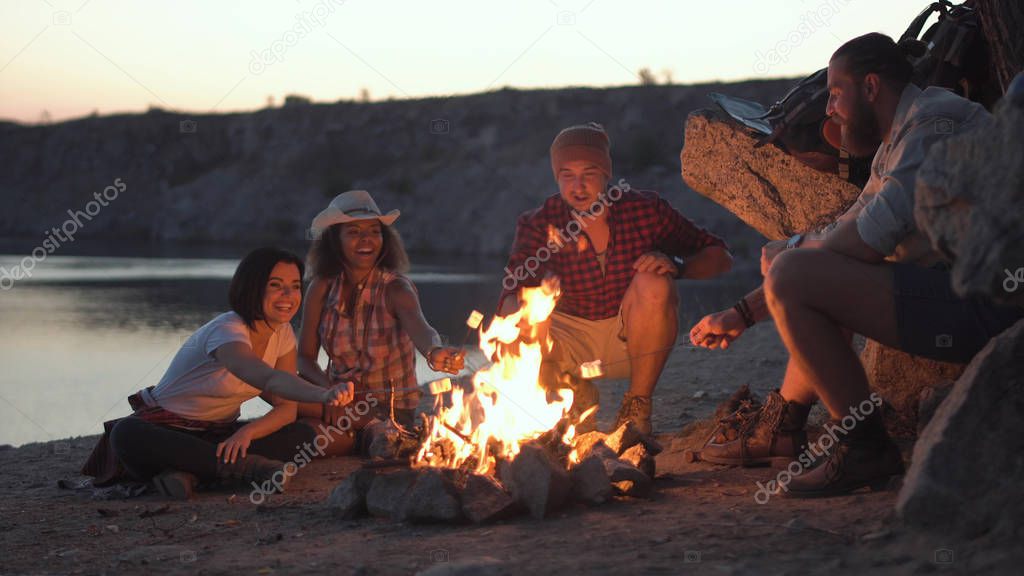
[2,323,1019,576]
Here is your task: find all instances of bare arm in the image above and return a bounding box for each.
[820,218,886,264]
[246,349,301,438]
[297,278,331,388]
[388,279,464,373]
[215,348,316,464]
[214,341,351,405]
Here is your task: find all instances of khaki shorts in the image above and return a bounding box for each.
[547,311,631,380]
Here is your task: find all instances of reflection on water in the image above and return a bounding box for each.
[0,252,760,446]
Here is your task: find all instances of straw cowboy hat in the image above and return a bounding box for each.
[310,190,400,233]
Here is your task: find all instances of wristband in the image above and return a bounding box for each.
[734,297,755,328]
[672,256,686,278]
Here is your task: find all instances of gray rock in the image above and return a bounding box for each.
[860,339,965,438]
[572,431,607,460]
[620,444,656,478]
[681,108,862,240]
[604,458,653,498]
[569,454,614,505]
[401,469,463,523]
[589,442,619,461]
[365,469,418,520]
[325,468,378,519]
[917,381,955,435]
[897,319,1024,538]
[605,421,663,456]
[505,444,571,519]
[604,422,642,455]
[915,99,1024,307]
[360,416,407,457]
[460,473,518,524]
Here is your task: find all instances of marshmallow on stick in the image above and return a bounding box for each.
[580,360,605,379]
[429,378,452,395]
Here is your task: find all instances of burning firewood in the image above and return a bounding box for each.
[327,275,660,524]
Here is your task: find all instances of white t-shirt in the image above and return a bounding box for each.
[146,312,297,422]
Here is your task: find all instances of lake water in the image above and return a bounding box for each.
[0,247,760,446]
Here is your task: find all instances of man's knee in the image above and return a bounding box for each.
[628,271,678,308]
[765,249,811,308]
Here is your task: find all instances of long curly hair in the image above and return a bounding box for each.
[306,222,410,280]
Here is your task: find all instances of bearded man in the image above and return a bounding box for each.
[688,33,1023,496]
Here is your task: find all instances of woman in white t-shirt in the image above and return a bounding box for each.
[83,247,352,499]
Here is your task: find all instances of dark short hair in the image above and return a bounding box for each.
[229,247,305,330]
[306,222,410,279]
[831,32,914,86]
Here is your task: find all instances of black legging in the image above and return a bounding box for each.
[109,417,317,483]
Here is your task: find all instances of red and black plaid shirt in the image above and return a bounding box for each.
[501,189,727,320]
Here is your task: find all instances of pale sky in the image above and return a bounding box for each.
[1,0,927,123]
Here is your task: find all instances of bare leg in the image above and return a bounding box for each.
[765,249,899,419]
[621,271,679,396]
[778,328,853,406]
[778,357,817,406]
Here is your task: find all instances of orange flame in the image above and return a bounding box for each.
[415,277,574,474]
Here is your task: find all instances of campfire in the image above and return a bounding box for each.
[327,277,662,523]
[415,278,578,474]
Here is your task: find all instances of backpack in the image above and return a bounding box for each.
[706,0,995,187]
[901,0,1000,109]
[709,68,872,187]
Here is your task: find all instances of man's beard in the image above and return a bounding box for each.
[840,94,882,156]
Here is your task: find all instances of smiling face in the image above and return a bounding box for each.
[826,56,882,155]
[261,261,302,326]
[557,160,609,212]
[339,219,383,272]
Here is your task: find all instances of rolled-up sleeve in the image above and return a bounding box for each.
[500,210,547,303]
[855,118,946,256]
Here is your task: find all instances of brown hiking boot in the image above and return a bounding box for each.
[785,416,904,498]
[700,390,809,468]
[615,393,652,435]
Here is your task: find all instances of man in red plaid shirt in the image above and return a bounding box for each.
[500,123,733,434]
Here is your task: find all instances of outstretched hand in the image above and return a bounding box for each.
[322,381,355,406]
[428,347,466,374]
[689,308,746,350]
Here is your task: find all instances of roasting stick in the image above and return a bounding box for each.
[433,310,483,374]
[356,335,709,397]
[576,337,709,379]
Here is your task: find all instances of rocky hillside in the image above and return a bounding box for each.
[0,79,797,257]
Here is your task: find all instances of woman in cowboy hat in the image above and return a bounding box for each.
[296,190,464,454]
